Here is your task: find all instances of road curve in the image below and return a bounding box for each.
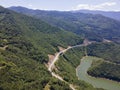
[48,39,117,90]
[48,44,87,72]
[48,46,72,72]
[48,43,89,90]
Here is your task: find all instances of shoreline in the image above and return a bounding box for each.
[86,73,120,84]
[76,56,120,88]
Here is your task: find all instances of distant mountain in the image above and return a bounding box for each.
[73,9,120,21]
[9,6,120,42]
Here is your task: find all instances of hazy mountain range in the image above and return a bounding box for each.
[9,6,120,42]
[72,9,120,21]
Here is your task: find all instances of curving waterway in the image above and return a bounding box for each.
[76,56,120,90]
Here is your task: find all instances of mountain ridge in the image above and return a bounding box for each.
[9,6,120,42]
[72,9,120,21]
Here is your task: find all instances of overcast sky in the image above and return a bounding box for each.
[0,0,120,11]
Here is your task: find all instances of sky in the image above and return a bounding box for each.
[0,0,120,11]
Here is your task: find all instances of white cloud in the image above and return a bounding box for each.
[28,4,33,7]
[73,2,117,10]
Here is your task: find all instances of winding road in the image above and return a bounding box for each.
[48,42,89,90]
[48,46,72,72]
[48,46,75,89]
[48,39,120,90]
[48,44,87,72]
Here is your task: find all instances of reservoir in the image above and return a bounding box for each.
[76,56,120,90]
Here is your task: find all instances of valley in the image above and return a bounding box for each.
[0,4,120,90]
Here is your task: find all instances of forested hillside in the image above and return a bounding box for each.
[1,5,120,90]
[0,6,83,90]
[88,60,120,82]
[9,6,120,42]
[87,42,120,64]
[87,43,120,82]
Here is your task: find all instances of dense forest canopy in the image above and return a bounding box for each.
[0,5,120,90]
[0,6,83,90]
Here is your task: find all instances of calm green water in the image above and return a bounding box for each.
[76,56,120,90]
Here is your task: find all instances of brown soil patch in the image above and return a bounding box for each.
[0,45,8,50]
[58,46,65,51]
[47,54,55,67]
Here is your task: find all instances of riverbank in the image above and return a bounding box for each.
[76,56,120,90]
